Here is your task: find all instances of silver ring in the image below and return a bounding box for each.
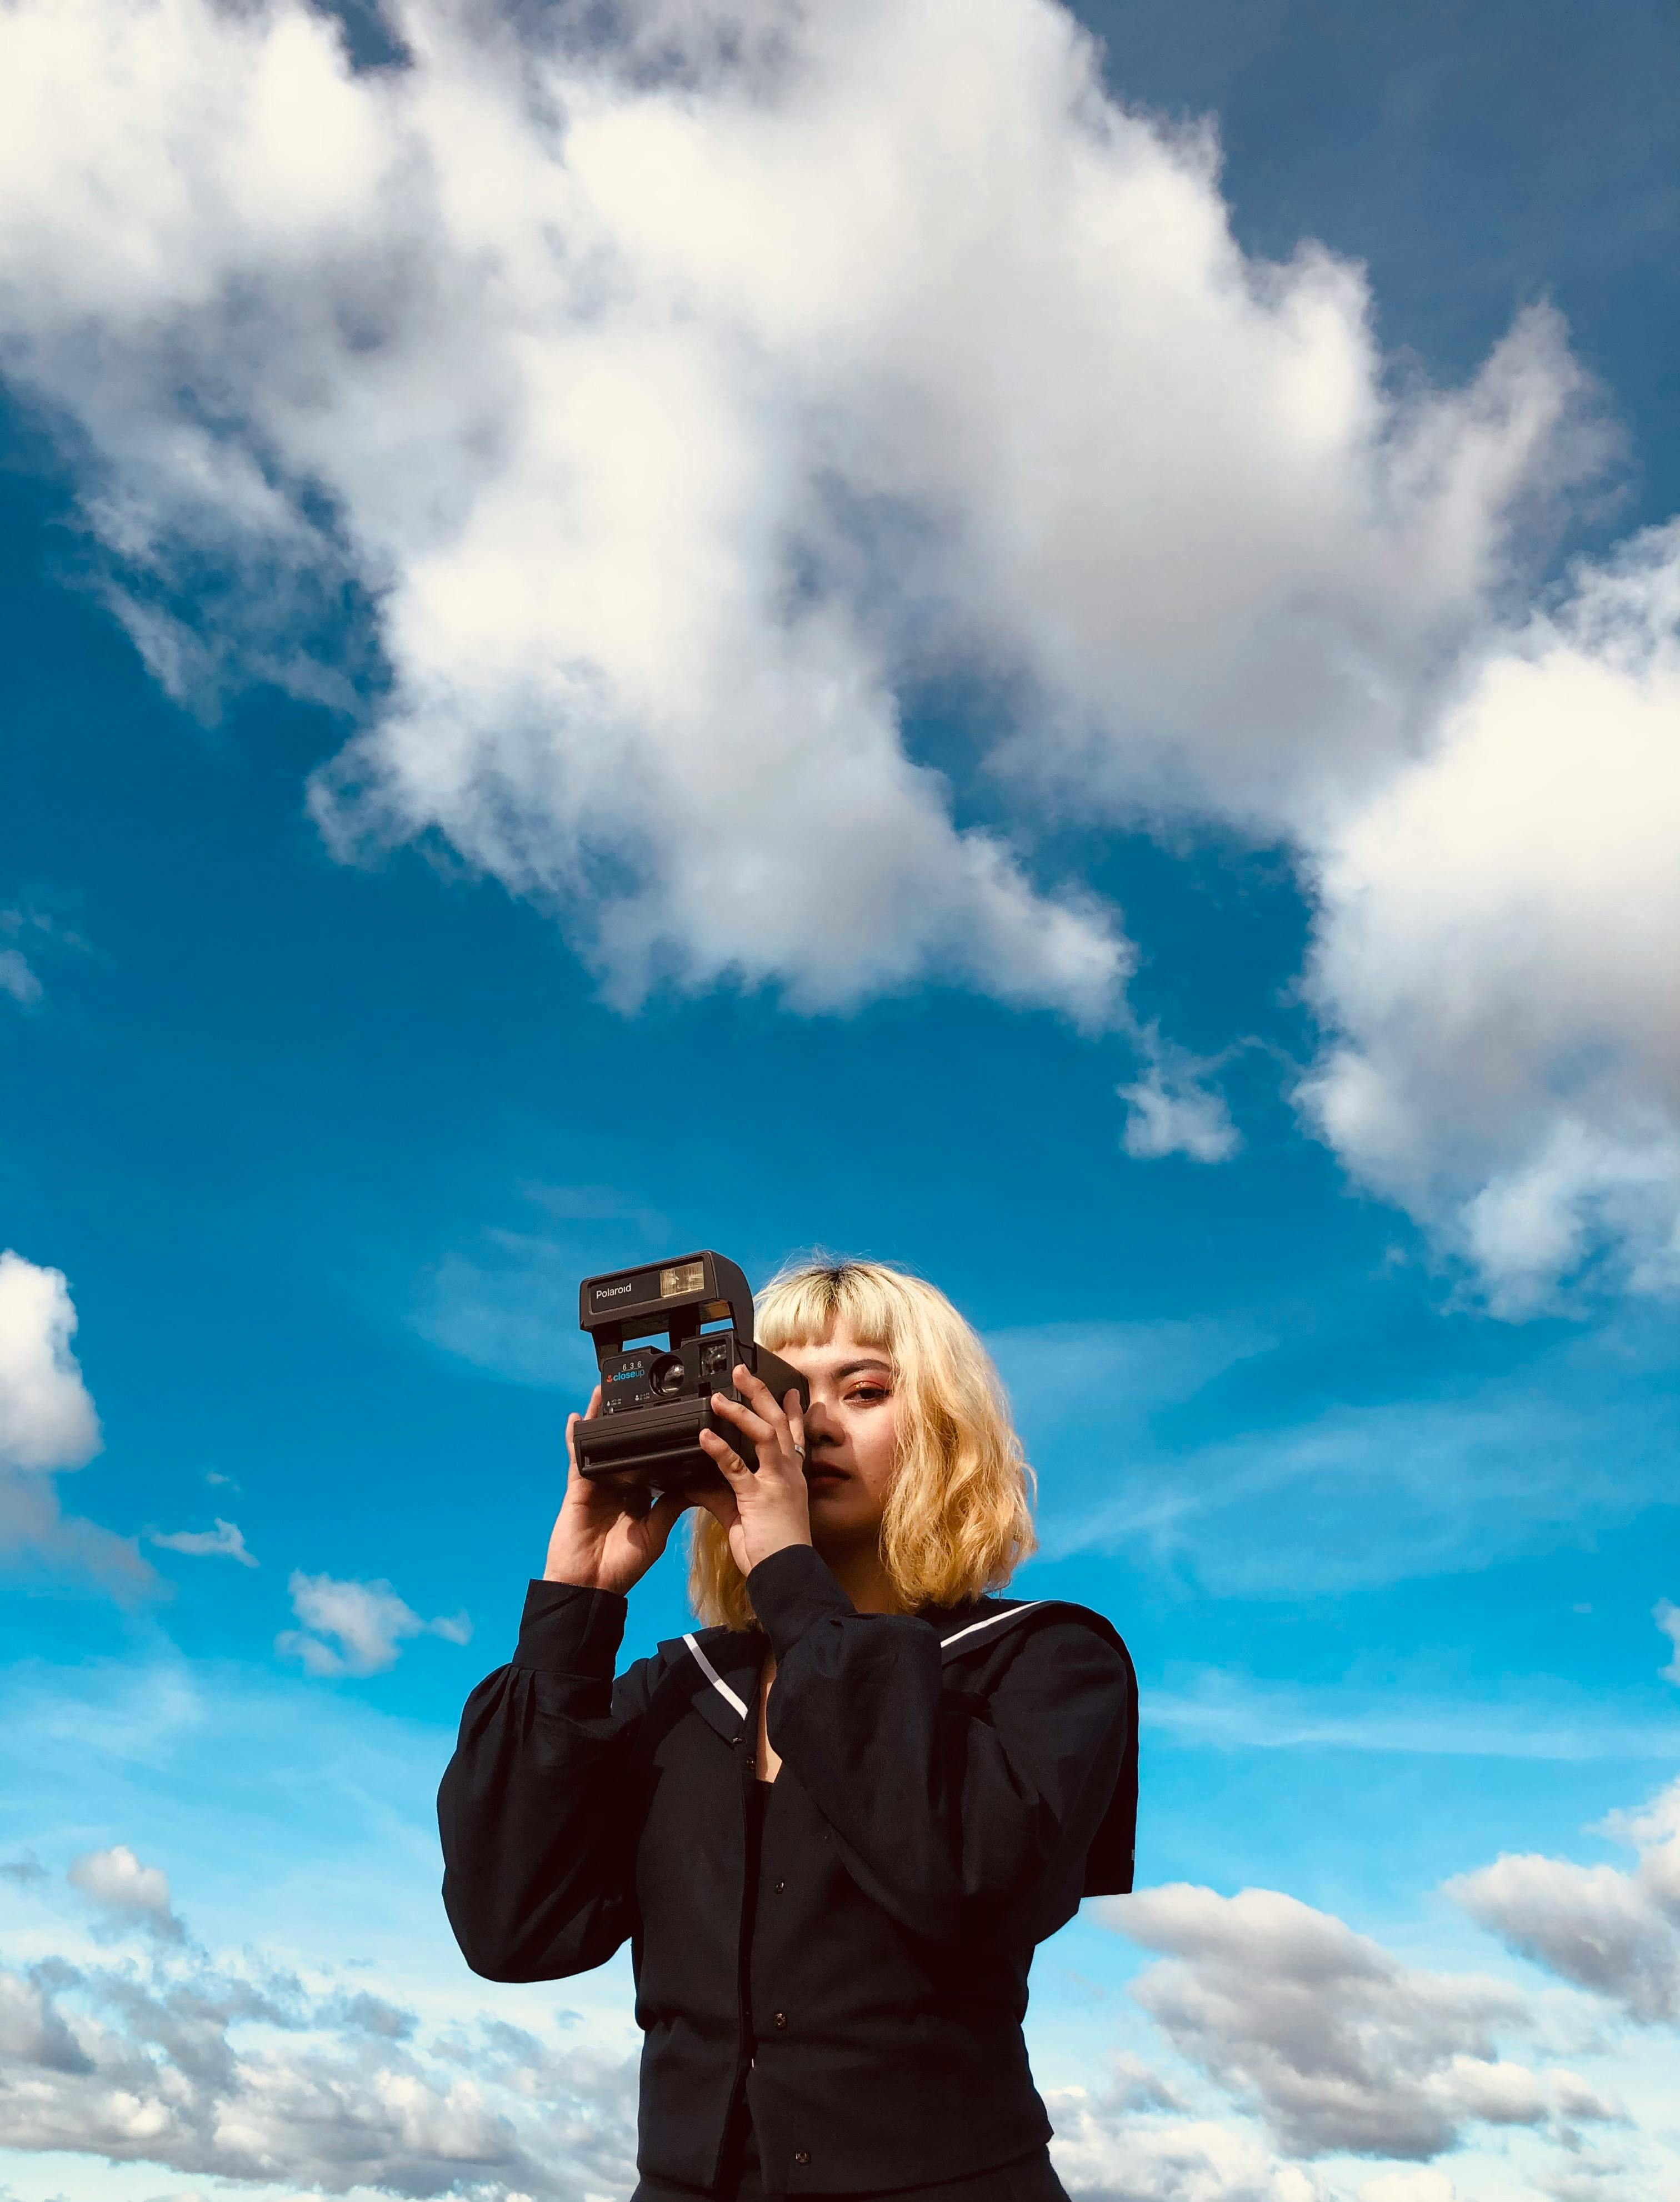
[792,1444,806,1457]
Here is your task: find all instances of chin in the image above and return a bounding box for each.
[809,1513,876,1553]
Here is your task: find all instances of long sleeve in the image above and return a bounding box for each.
[437,1579,649,1981]
[750,1547,1132,1943]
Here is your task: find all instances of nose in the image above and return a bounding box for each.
[802,1395,840,1450]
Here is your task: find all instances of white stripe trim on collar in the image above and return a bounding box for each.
[683,1632,750,1721]
[939,1602,1043,1650]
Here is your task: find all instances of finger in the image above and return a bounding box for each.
[698,1425,753,1477]
[636,1489,687,1553]
[732,1364,790,1437]
[709,1388,774,1447]
[649,1490,689,1535]
[698,1425,754,1483]
[565,1385,607,1490]
[783,1388,806,1452]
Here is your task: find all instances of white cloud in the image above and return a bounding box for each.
[1100,1884,1594,2160]
[1,1769,1674,2202]
[276,1573,472,1679]
[1446,1776,1680,2023]
[1654,1600,1680,1685]
[147,1519,258,1568]
[1119,1039,1242,1164]
[0,1925,637,2198]
[1608,1778,1680,1916]
[1357,2174,1459,2202]
[0,1250,101,1473]
[0,0,1601,1044]
[67,1846,186,1944]
[1447,1855,1677,2024]
[0,949,42,1007]
[2,0,1673,1304]
[1298,524,1680,1313]
[0,1250,147,1593]
[1048,2091,1325,2201]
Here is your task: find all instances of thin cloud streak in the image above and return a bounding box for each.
[1023,1315,1679,1595]
[1147,1674,1680,1765]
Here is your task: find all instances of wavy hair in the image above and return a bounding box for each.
[688,1259,1036,1630]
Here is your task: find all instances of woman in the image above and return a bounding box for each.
[438,1260,1137,2202]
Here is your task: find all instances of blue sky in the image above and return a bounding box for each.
[1,3,1677,2200]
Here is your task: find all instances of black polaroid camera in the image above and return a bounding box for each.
[574,1251,809,1492]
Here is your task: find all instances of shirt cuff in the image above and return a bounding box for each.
[512,1579,628,1676]
[747,1544,856,1657]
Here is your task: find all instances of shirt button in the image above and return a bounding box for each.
[773,2011,787,2027]
[773,1880,786,1895]
[793,2150,810,2166]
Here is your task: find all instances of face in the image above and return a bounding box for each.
[776,1320,901,1557]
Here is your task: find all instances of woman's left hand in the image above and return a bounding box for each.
[693,1365,812,1576]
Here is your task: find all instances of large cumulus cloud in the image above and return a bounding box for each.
[1300,526,1680,1313]
[0,0,1671,1303]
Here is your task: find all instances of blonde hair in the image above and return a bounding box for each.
[688,1259,1036,1630]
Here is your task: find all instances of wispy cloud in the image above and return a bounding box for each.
[1023,1314,1679,1595]
[1147,1671,1680,1764]
[276,1572,471,1680]
[0,947,42,1007]
[1654,1600,1680,1686]
[147,1519,257,1568]
[0,903,95,1010]
[1118,1034,1243,1166]
[415,1183,669,1387]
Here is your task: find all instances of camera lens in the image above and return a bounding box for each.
[648,1352,686,1399]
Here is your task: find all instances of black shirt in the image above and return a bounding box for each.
[438,1545,1137,2196]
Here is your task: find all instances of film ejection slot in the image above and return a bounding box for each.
[575,1250,811,1493]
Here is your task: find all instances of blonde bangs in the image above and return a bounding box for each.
[687,1260,1036,1631]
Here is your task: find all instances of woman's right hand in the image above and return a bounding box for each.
[543,1386,689,1595]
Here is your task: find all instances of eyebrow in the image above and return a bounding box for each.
[834,1358,893,1378]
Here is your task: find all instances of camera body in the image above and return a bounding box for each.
[574,1251,809,1492]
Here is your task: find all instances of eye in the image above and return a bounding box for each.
[847,1383,890,1405]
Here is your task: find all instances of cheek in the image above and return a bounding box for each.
[856,1409,901,1494]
